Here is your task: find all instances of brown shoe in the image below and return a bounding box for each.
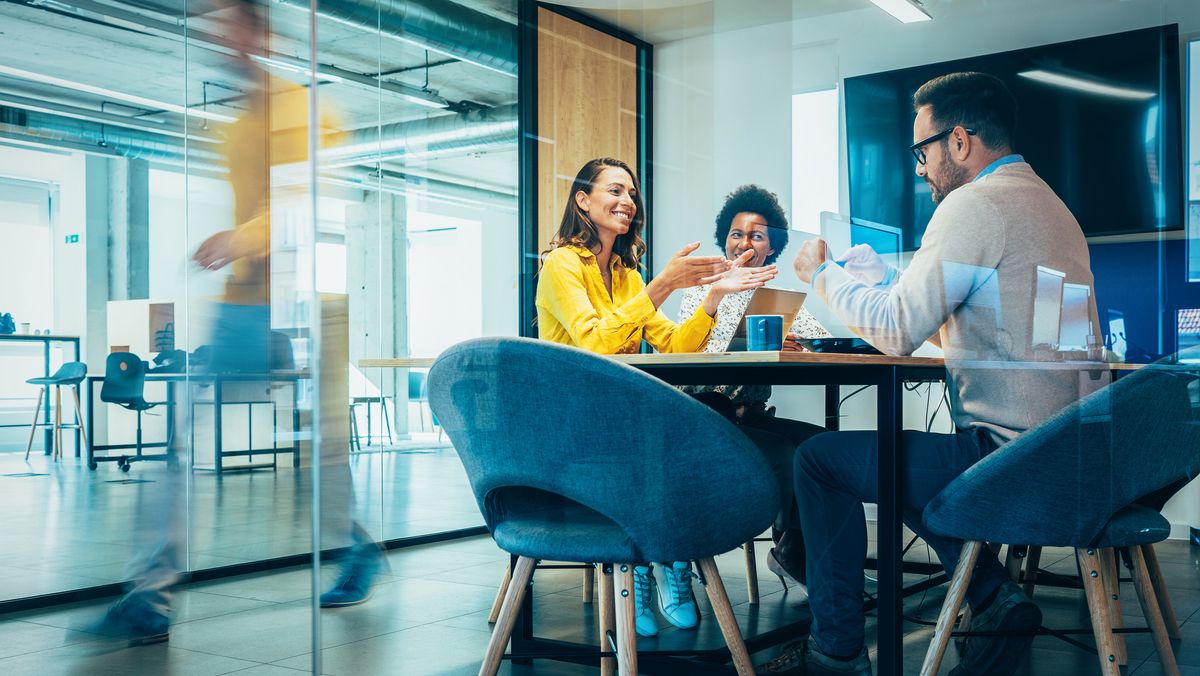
[758,638,872,675]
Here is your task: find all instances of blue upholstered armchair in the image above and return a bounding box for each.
[429,337,778,675]
[920,362,1200,676]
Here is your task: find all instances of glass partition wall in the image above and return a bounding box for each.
[0,0,516,667]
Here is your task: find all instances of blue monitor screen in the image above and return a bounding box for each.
[849,217,902,270]
[845,25,1182,251]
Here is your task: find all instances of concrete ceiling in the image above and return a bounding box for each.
[0,0,520,192]
[550,0,873,44]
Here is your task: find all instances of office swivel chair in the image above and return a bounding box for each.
[429,337,777,675]
[99,352,166,472]
[24,361,88,461]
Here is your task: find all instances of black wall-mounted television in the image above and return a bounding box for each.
[845,25,1182,251]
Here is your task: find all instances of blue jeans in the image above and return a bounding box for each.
[795,428,1010,658]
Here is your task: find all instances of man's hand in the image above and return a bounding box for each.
[837,243,894,286]
[194,225,264,271]
[793,238,829,285]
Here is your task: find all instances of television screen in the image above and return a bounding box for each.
[845,25,1182,251]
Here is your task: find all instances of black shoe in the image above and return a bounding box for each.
[949,581,1041,676]
[320,543,386,608]
[87,598,170,647]
[757,638,872,675]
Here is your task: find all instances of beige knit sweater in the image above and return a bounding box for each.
[814,161,1102,443]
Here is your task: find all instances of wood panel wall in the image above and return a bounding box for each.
[536,7,639,256]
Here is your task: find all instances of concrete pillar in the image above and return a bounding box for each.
[84,155,111,442]
[346,190,409,440]
[107,158,150,300]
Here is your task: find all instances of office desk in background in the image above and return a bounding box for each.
[0,334,81,456]
[84,371,305,474]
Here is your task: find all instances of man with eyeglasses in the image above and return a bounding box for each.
[761,72,1098,675]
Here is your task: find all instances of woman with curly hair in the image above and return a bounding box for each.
[678,184,831,604]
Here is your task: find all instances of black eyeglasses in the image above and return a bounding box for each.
[909,127,976,165]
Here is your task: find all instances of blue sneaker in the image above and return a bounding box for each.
[653,561,698,629]
[88,597,170,646]
[632,565,658,637]
[320,544,384,608]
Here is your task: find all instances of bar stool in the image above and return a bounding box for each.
[25,361,88,461]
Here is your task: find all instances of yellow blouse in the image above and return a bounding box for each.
[536,245,716,354]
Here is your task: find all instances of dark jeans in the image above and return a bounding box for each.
[795,428,1010,658]
[690,392,823,574]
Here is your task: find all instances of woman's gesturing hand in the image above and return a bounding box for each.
[710,249,778,296]
[660,242,732,290]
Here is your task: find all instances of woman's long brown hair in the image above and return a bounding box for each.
[541,158,647,271]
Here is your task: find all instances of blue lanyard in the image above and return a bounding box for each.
[973,154,1023,182]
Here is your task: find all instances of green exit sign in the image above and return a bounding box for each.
[64,234,79,244]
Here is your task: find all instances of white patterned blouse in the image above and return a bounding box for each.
[676,284,831,404]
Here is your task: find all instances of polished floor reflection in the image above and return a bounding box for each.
[0,534,1195,674]
[0,443,482,603]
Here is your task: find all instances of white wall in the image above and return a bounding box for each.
[652,0,1200,537]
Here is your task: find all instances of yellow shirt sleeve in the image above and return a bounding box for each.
[536,251,658,354]
[642,301,716,353]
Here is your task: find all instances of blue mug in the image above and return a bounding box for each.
[746,314,785,351]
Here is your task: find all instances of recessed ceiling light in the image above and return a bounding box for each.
[869,0,932,23]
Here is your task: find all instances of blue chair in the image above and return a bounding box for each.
[919,362,1200,676]
[428,337,778,676]
[99,352,165,472]
[24,361,88,461]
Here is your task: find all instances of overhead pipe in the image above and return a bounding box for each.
[322,104,517,167]
[0,106,223,165]
[276,0,518,77]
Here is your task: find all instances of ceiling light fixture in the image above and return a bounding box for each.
[249,55,344,84]
[1017,69,1156,101]
[0,65,237,123]
[869,0,932,23]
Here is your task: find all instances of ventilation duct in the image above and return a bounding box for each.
[0,102,517,170]
[277,0,518,77]
[0,105,223,165]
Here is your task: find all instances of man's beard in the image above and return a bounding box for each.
[928,155,971,204]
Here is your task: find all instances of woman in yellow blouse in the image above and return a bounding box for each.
[536,157,776,638]
[537,158,775,355]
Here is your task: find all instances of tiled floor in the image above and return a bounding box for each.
[0,443,483,603]
[0,534,1196,675]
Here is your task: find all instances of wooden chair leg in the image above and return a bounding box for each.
[921,540,982,676]
[613,564,640,676]
[1130,545,1181,676]
[1100,548,1128,666]
[488,561,512,624]
[24,387,44,460]
[1022,545,1042,598]
[598,564,616,676]
[744,541,759,605]
[696,557,755,676]
[1142,544,1181,640]
[72,386,89,451]
[1077,548,1121,676]
[479,556,536,676]
[583,563,595,604]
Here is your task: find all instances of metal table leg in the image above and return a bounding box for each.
[876,368,903,676]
